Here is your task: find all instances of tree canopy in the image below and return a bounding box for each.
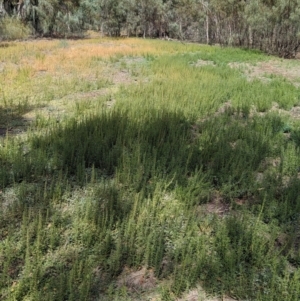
[1,0,300,57]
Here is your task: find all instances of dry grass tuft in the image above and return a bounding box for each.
[117,266,157,292]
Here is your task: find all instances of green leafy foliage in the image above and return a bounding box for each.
[2,0,300,56]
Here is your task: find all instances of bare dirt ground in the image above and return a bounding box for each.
[18,56,147,127]
[200,191,230,217]
[115,267,238,301]
[228,60,300,121]
[177,288,237,301]
[117,267,157,292]
[229,60,300,86]
[195,60,215,67]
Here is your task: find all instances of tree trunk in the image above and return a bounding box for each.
[248,26,253,48]
[214,15,220,44]
[17,0,24,18]
[0,0,7,16]
[206,14,209,45]
[100,22,104,37]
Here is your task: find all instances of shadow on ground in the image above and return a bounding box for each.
[2,108,300,301]
[0,103,37,137]
[1,108,287,201]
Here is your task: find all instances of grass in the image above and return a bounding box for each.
[1,36,300,300]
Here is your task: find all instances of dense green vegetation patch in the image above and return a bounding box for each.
[1,40,300,300]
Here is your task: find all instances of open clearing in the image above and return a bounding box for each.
[1,36,300,301]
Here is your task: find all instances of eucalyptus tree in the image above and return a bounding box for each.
[244,0,300,57]
[3,0,87,36]
[170,0,205,40]
[2,0,300,57]
[0,0,7,16]
[208,0,248,45]
[201,0,300,57]
[97,0,128,36]
[132,0,160,37]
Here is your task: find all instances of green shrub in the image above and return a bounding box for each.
[0,17,31,41]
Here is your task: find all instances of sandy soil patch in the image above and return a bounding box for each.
[229,60,300,86]
[117,266,157,292]
[178,287,238,301]
[200,191,230,217]
[195,60,215,67]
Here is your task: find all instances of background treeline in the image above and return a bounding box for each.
[1,0,300,57]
